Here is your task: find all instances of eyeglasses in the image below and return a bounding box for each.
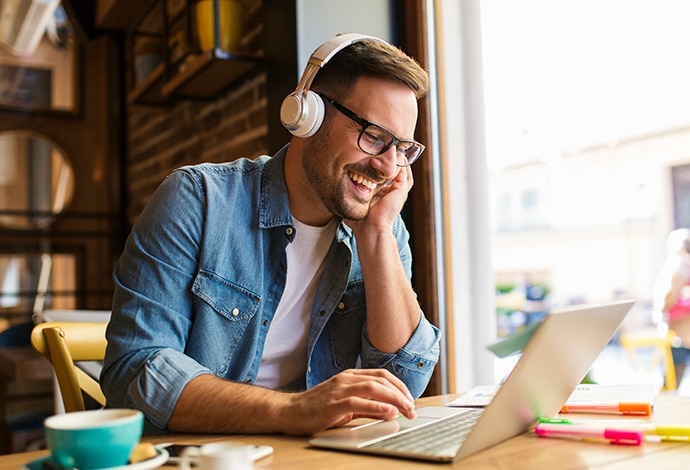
[317,93,425,167]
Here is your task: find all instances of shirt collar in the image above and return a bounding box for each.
[259,144,293,229]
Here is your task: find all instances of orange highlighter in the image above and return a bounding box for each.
[560,402,652,416]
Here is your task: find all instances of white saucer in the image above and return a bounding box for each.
[23,447,169,470]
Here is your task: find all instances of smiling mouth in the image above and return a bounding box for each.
[348,170,378,190]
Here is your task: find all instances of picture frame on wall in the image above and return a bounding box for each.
[0,5,80,116]
[0,64,52,109]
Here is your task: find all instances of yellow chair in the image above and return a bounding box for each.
[620,328,678,391]
[30,322,108,412]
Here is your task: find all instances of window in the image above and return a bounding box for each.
[435,0,690,392]
[483,0,690,313]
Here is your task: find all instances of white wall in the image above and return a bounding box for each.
[295,0,393,75]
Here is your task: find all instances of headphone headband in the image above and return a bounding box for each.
[309,33,379,67]
[280,33,389,138]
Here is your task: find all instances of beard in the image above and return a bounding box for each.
[301,130,375,221]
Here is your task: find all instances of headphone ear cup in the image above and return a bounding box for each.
[298,91,325,138]
[280,92,303,132]
[280,90,324,138]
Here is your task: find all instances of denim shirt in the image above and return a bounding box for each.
[101,145,441,432]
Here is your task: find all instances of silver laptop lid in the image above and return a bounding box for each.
[456,299,634,459]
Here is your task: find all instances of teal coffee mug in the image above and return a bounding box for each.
[44,409,144,469]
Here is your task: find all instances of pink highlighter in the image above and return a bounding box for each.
[534,423,643,446]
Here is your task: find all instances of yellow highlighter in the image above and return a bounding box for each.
[640,424,690,442]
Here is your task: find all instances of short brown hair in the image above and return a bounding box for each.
[311,38,429,101]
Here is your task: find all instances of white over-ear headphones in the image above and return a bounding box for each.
[280,33,387,138]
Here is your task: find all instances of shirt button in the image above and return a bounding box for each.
[231,308,239,316]
[263,319,269,326]
[286,227,294,236]
[319,310,326,316]
[417,361,425,368]
[337,302,345,310]
[245,378,252,384]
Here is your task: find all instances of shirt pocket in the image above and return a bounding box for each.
[190,269,261,375]
[192,269,260,321]
[327,281,366,370]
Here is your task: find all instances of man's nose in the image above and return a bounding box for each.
[370,145,399,180]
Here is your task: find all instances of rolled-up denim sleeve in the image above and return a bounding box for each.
[127,349,209,429]
[360,314,441,398]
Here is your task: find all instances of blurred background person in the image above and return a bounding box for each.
[653,228,690,387]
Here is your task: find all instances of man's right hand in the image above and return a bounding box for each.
[278,368,417,435]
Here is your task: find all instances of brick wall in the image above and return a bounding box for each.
[124,0,267,226]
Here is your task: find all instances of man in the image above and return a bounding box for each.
[101,34,441,435]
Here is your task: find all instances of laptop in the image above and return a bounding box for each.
[309,300,635,462]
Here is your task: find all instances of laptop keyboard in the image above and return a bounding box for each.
[365,408,484,456]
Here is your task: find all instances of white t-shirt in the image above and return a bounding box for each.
[255,218,338,390]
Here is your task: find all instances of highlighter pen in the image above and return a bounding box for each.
[538,418,690,442]
[643,425,690,440]
[620,424,690,442]
[534,423,643,445]
[559,402,652,415]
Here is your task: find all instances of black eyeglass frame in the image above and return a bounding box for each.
[317,93,425,167]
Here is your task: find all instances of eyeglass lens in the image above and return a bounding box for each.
[359,125,424,166]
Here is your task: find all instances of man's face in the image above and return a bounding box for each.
[301,77,418,221]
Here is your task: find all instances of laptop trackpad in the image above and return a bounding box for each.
[311,407,464,448]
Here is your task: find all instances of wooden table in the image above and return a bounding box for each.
[2,393,690,469]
